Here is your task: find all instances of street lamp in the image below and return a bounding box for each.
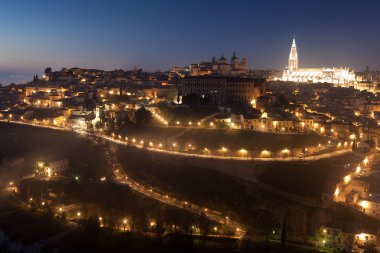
[238,149,248,157]
[221,147,228,157]
[363,157,369,166]
[343,175,351,184]
[123,218,128,231]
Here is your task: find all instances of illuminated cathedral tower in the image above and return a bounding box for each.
[281,36,356,85]
[288,37,298,71]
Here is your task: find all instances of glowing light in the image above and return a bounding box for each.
[334,187,339,196]
[238,149,248,156]
[260,150,271,157]
[360,200,368,209]
[343,175,351,184]
[358,233,367,241]
[356,166,361,174]
[46,167,51,177]
[363,157,369,166]
[77,212,81,217]
[209,122,214,127]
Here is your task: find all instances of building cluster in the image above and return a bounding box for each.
[44,66,179,85]
[0,67,179,130]
[36,159,69,177]
[178,80,380,141]
[321,227,380,253]
[328,154,380,223]
[170,52,249,78]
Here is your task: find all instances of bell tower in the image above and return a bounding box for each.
[288,37,298,71]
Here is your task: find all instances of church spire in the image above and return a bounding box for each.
[288,36,298,71]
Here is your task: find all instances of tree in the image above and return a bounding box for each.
[182,93,210,106]
[134,107,152,126]
[95,121,102,129]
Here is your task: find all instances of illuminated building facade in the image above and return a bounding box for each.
[281,38,356,85]
[189,52,249,77]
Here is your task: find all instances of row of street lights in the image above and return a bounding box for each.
[109,132,340,159]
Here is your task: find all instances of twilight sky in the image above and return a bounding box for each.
[0,0,380,81]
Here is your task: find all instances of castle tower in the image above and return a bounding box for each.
[288,37,298,71]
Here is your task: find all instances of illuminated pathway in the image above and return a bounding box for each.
[1,119,352,162]
[98,133,351,162]
[107,153,247,236]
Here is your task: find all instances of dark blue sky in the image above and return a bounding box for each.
[1,0,380,76]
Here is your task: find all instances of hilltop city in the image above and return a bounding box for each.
[1,38,380,252]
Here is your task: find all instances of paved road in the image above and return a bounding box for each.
[102,144,247,236]
[99,133,351,162]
